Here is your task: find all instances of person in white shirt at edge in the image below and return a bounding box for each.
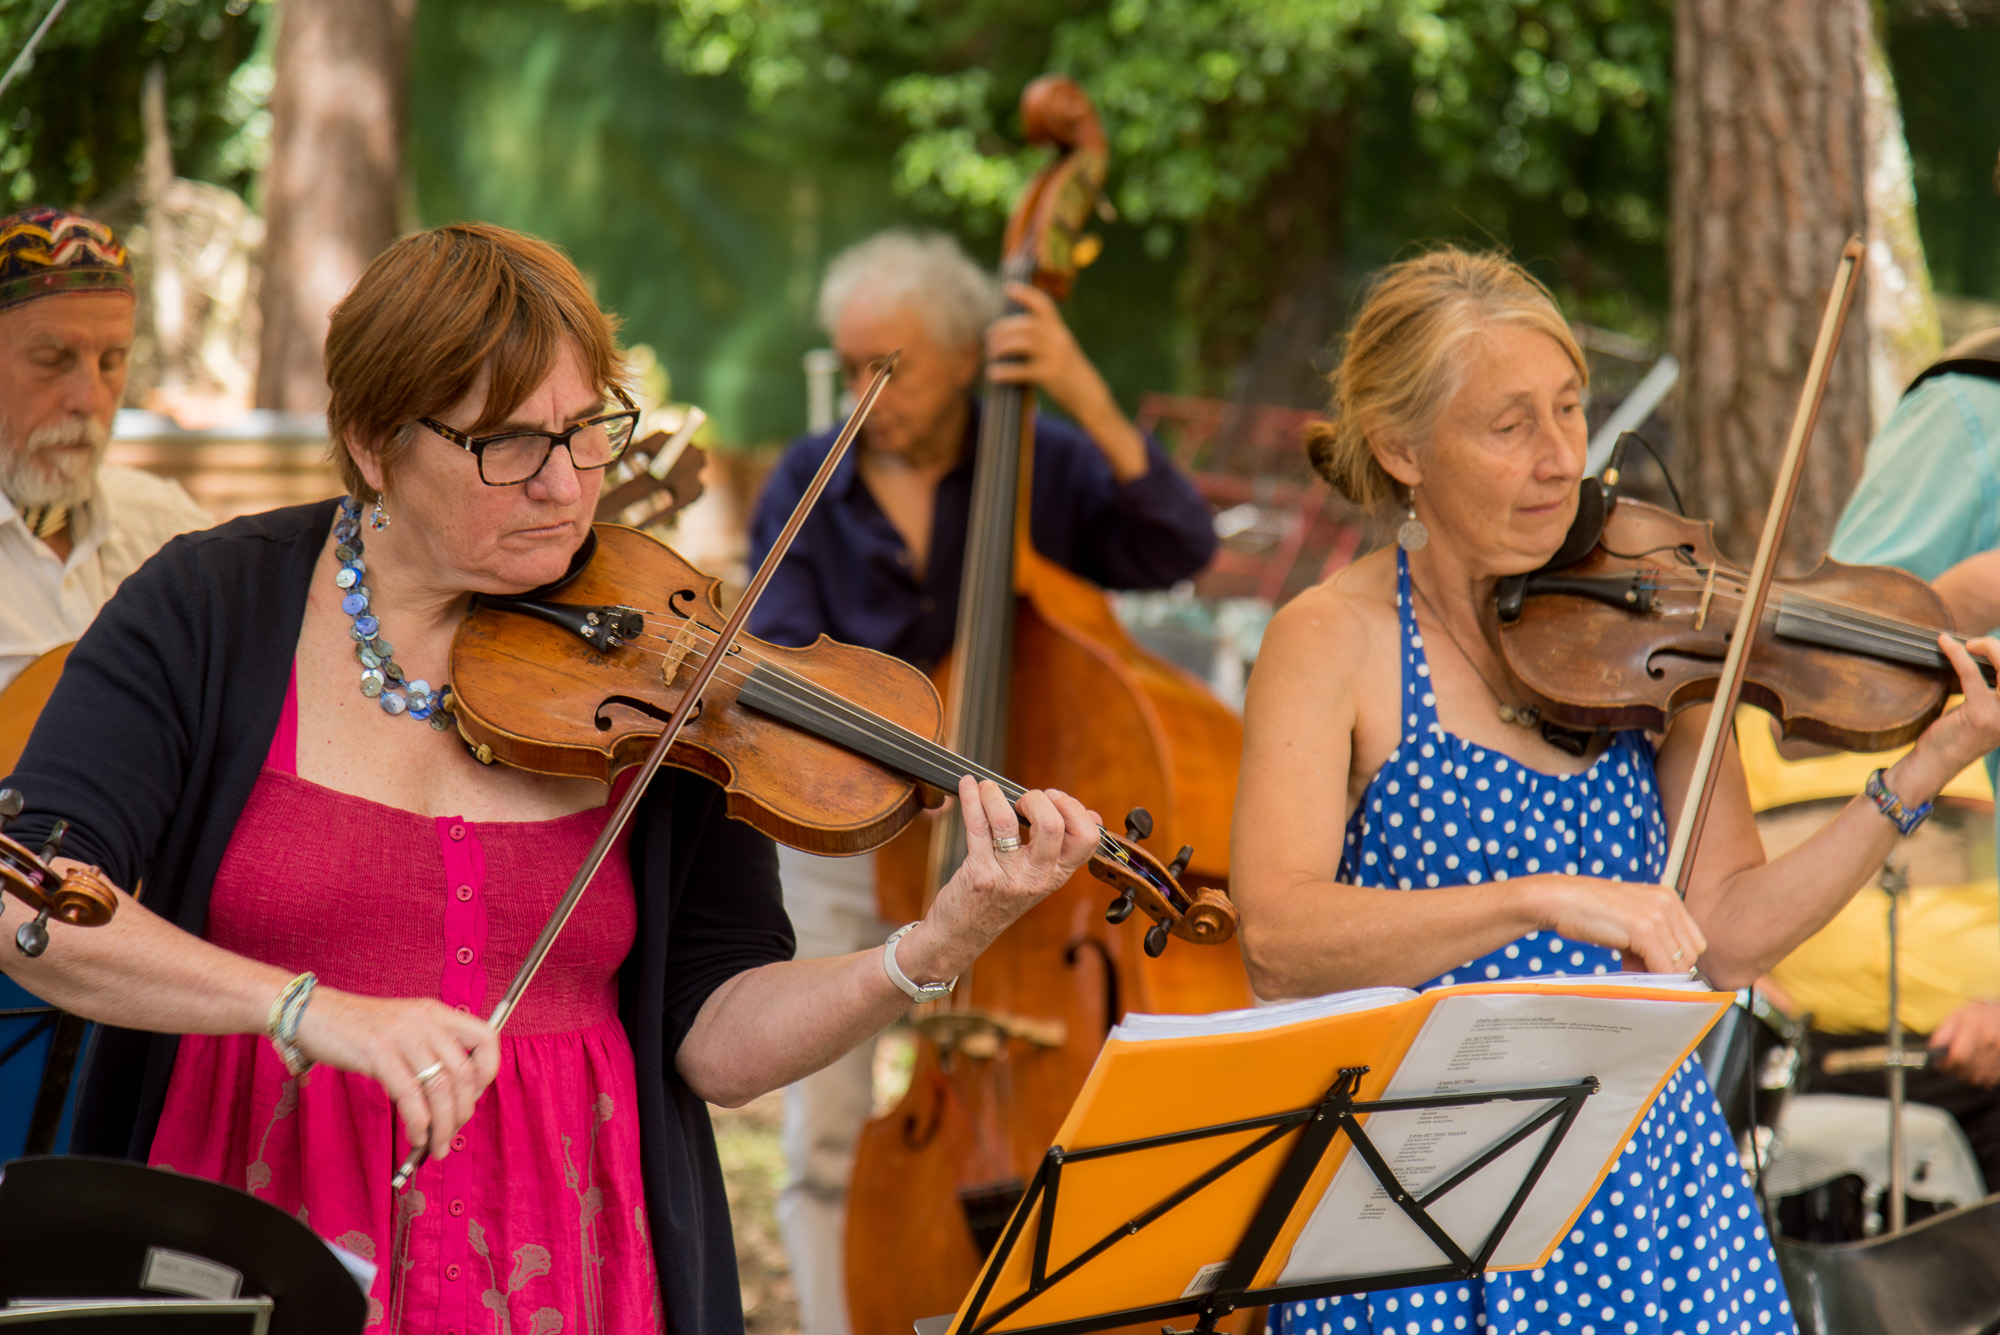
[0,205,210,695]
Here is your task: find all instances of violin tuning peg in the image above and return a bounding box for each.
[16,906,50,958]
[1167,845,1193,879]
[1105,891,1136,925]
[37,818,68,864]
[0,789,20,824]
[1123,807,1154,842]
[1144,921,1171,958]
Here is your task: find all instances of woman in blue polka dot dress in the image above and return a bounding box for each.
[1231,248,2000,1335]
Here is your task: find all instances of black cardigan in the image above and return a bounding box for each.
[2,500,793,1335]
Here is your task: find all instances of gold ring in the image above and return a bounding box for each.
[993,835,1023,853]
[414,1061,445,1087]
[1670,948,1685,965]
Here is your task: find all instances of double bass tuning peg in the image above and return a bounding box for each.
[1123,807,1153,842]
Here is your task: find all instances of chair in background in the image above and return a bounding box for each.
[1135,393,1372,607]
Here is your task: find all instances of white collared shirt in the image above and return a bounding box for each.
[0,465,213,691]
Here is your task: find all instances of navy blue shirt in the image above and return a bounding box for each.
[746,403,1217,667]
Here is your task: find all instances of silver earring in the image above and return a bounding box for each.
[1396,489,1428,552]
[369,498,390,532]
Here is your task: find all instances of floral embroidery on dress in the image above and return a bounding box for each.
[145,696,663,1333]
[244,1075,301,1195]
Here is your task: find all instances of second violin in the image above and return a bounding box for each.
[1497,489,1992,754]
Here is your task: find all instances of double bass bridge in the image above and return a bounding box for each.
[915,1008,1068,1060]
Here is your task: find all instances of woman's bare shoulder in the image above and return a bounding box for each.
[1250,551,1398,699]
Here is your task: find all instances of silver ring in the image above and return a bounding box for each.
[993,835,1023,853]
[414,1061,445,1087]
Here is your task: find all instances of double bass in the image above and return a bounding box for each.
[844,76,1254,1334]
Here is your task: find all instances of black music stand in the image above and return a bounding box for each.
[919,1065,1602,1335]
[0,1157,368,1334]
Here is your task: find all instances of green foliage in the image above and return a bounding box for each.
[637,0,1671,251]
[0,0,271,211]
[1885,10,2000,305]
[414,0,1187,447]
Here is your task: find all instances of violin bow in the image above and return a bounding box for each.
[1660,238,1866,899]
[392,352,901,1190]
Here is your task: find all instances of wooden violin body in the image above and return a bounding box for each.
[452,523,941,855]
[1499,495,1974,753]
[448,523,1236,943]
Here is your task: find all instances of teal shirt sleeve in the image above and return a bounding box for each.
[1828,375,2000,581]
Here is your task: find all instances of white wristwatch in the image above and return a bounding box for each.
[883,922,956,1002]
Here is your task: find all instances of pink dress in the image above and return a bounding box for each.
[150,673,665,1334]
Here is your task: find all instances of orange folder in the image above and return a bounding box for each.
[946,976,1733,1335]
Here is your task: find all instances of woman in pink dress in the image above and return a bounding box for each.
[2,223,1102,1334]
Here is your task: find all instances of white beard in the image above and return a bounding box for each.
[0,418,110,510]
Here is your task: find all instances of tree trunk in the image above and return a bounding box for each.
[1671,0,1932,570]
[1185,110,1351,427]
[255,0,416,413]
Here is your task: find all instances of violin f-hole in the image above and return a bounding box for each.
[595,694,692,732]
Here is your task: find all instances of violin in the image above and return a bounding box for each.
[1496,487,1990,755]
[0,791,117,958]
[444,522,1239,949]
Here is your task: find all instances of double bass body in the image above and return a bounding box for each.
[841,74,1251,1335]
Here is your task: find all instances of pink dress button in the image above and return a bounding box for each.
[449,1199,465,1217]
[456,885,473,901]
[448,823,466,840]
[446,1263,461,1281]
[455,946,474,965]
[453,1134,467,1152]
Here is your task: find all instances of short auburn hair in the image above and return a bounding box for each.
[1306,246,1587,506]
[324,222,626,505]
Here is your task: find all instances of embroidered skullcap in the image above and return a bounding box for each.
[0,206,135,313]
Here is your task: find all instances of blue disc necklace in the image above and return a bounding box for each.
[335,497,451,730]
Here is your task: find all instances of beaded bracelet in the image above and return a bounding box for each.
[266,971,318,1077]
[1865,767,1933,837]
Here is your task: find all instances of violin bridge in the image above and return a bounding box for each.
[1696,563,1718,631]
[659,621,701,687]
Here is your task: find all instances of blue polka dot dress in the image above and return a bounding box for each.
[1271,550,1794,1335]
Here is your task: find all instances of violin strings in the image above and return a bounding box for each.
[1618,564,1954,641]
[552,616,1139,871]
[1568,566,1982,664]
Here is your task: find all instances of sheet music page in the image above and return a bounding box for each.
[1277,987,1724,1283]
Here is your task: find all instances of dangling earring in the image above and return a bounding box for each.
[369,498,390,532]
[1396,486,1428,552]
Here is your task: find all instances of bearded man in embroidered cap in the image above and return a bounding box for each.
[0,205,210,692]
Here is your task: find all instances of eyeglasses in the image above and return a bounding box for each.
[419,386,642,486]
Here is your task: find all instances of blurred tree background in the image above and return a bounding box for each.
[1,0,1998,448]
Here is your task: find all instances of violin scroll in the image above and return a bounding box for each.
[0,793,119,958]
[1087,825,1237,951]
